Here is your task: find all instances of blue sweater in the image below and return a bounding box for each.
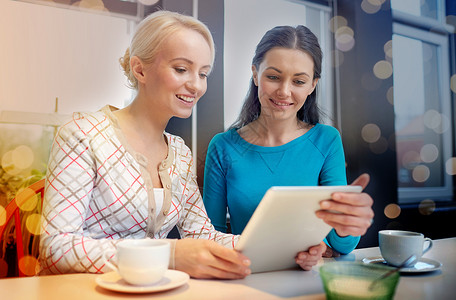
[203,124,360,254]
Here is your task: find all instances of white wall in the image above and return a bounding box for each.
[223,0,332,129]
[0,0,133,115]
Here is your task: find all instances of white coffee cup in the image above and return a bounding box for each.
[103,239,170,286]
[378,230,433,267]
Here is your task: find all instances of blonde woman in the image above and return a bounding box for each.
[40,11,250,279]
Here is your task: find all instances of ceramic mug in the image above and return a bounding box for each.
[103,239,170,286]
[378,230,433,267]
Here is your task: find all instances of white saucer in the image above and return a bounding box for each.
[362,256,442,273]
[96,270,189,293]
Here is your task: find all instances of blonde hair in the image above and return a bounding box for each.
[119,10,215,89]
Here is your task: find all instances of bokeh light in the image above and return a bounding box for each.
[420,144,439,163]
[361,123,381,143]
[451,74,456,93]
[336,36,355,52]
[386,86,394,105]
[18,256,40,277]
[364,0,386,13]
[0,205,6,227]
[26,213,42,235]
[12,145,34,170]
[384,40,393,59]
[1,151,20,176]
[15,188,39,212]
[384,203,401,219]
[418,199,435,216]
[422,109,450,134]
[432,113,450,134]
[412,165,430,183]
[329,16,348,33]
[1,145,35,176]
[72,0,107,11]
[373,60,393,79]
[445,157,456,175]
[423,109,441,130]
[369,136,389,154]
[335,26,355,52]
[361,0,382,14]
[335,26,354,38]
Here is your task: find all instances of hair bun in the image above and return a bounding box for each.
[119,47,137,89]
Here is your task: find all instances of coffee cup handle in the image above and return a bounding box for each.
[103,249,118,272]
[423,237,433,254]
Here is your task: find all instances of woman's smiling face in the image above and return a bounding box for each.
[140,27,212,119]
[252,47,318,122]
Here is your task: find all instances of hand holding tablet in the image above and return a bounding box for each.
[235,185,363,273]
[315,174,374,237]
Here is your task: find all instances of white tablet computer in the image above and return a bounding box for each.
[235,185,362,273]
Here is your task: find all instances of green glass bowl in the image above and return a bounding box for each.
[319,261,400,300]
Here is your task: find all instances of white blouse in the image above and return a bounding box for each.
[153,188,164,218]
[39,106,238,274]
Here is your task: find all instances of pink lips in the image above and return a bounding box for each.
[176,94,196,107]
[269,98,292,107]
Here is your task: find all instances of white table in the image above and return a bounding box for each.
[1,238,454,300]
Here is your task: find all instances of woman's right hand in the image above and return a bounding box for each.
[295,241,327,270]
[174,239,251,279]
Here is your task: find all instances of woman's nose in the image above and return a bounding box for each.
[185,74,203,94]
[277,82,291,98]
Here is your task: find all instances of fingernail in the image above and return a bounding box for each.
[243,259,251,266]
[245,268,251,275]
[321,201,330,209]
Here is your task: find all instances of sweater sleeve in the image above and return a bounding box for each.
[325,230,361,254]
[39,115,118,274]
[318,126,348,186]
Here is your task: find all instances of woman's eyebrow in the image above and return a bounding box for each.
[266,66,311,78]
[294,72,311,78]
[170,57,211,69]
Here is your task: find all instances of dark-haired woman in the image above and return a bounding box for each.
[203,25,374,270]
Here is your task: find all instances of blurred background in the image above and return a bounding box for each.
[0,0,455,277]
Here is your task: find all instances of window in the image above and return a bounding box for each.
[391,0,442,20]
[391,0,454,203]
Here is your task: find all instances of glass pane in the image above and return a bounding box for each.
[393,34,445,188]
[391,0,438,20]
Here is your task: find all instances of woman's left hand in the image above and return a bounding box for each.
[295,241,327,271]
[316,173,374,237]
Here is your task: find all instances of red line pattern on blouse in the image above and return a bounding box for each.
[39,107,238,274]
